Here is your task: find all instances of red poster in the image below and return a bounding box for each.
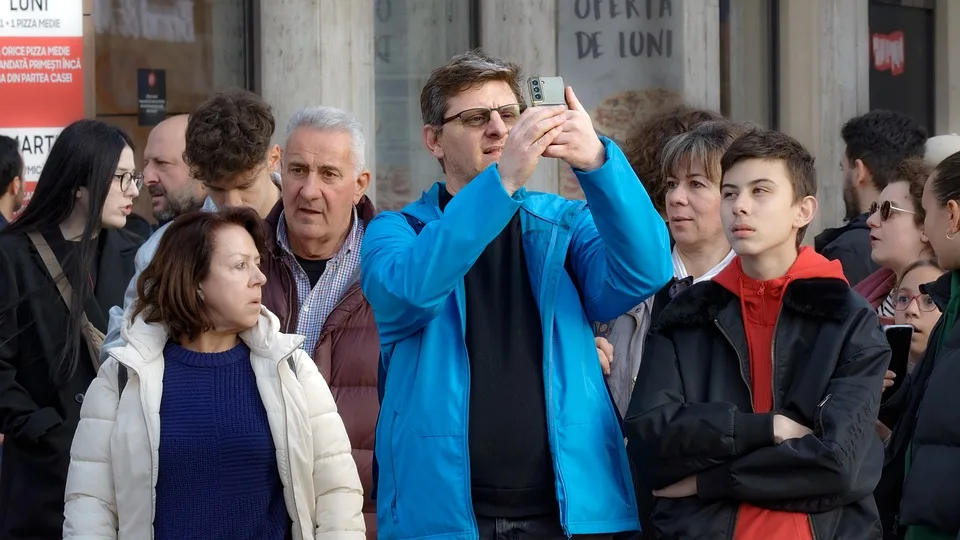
[0,0,84,204]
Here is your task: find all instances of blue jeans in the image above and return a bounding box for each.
[476,514,615,540]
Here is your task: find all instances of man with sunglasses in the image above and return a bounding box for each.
[361,50,671,539]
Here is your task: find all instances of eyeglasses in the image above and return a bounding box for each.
[869,200,915,221]
[893,290,939,312]
[669,276,694,299]
[442,103,524,128]
[114,171,144,192]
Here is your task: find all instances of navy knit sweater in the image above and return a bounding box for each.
[155,340,291,540]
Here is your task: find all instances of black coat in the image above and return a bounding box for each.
[625,278,890,540]
[875,272,960,538]
[814,213,880,287]
[0,227,141,540]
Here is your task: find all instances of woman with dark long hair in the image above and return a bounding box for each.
[0,119,144,539]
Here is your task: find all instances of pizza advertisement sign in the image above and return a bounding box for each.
[0,0,84,205]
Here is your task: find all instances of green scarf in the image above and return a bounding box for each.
[904,272,960,540]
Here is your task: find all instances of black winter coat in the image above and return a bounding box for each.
[814,213,880,287]
[875,272,960,538]
[0,227,141,539]
[625,278,890,540]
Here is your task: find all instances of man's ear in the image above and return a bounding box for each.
[7,176,20,196]
[853,158,871,188]
[354,170,371,204]
[795,195,818,230]
[423,125,444,160]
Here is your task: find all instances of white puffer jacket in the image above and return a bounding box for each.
[62,306,366,540]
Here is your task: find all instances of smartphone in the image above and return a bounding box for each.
[526,76,567,107]
[883,324,913,396]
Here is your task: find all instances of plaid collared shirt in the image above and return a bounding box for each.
[276,207,364,354]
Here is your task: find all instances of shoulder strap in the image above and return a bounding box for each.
[27,232,104,372]
[117,364,128,395]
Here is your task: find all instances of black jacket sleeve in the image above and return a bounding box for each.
[0,244,64,443]
[697,310,890,509]
[624,331,777,489]
[820,229,877,287]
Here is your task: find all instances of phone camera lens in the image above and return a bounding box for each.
[532,79,540,87]
[534,93,542,100]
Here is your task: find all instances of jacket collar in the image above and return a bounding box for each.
[656,278,853,330]
[921,271,953,310]
[111,305,304,370]
[813,212,869,251]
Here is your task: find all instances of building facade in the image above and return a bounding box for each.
[81,0,960,238]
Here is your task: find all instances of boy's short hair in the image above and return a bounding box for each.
[721,129,817,242]
[184,89,276,186]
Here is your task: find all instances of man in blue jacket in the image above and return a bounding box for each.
[361,50,671,540]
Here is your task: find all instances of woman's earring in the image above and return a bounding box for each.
[947,228,958,241]
[270,171,282,185]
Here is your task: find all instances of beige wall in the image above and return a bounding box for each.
[935,0,960,135]
[777,0,870,241]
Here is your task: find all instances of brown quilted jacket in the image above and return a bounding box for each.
[262,197,380,538]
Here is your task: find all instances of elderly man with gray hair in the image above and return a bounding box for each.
[259,105,380,538]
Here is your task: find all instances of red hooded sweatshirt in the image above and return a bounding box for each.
[713,246,847,540]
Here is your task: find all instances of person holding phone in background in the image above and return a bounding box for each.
[361,50,671,539]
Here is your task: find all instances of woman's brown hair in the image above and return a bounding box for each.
[133,207,267,342]
[890,156,933,227]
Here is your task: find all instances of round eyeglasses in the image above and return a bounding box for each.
[893,290,939,312]
[114,171,144,191]
[869,200,915,222]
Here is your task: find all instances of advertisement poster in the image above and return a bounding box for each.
[0,0,84,204]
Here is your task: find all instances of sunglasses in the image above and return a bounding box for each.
[869,200,916,221]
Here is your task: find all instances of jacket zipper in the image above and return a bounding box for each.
[770,311,781,410]
[713,319,754,409]
[108,353,155,533]
[713,320,751,540]
[277,354,306,540]
[541,225,572,539]
[454,282,479,537]
[388,411,399,523]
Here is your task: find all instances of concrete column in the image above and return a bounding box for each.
[935,0,960,135]
[260,0,377,201]
[679,0,722,110]
[778,0,870,242]
[479,0,560,195]
[211,0,247,92]
[726,0,771,126]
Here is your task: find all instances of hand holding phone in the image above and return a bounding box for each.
[883,324,913,396]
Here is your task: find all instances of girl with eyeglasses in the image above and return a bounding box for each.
[0,119,144,539]
[855,157,936,324]
[892,259,945,372]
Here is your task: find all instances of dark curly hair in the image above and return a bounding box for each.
[841,110,928,191]
[184,89,275,186]
[623,105,723,215]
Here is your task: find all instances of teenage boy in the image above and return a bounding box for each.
[624,129,890,540]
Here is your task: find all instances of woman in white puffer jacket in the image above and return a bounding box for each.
[62,208,365,540]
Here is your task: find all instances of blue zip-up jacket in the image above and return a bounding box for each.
[360,138,671,540]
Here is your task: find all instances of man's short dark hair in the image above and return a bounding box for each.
[134,207,267,342]
[184,89,275,185]
[0,135,23,193]
[721,129,817,242]
[841,110,928,191]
